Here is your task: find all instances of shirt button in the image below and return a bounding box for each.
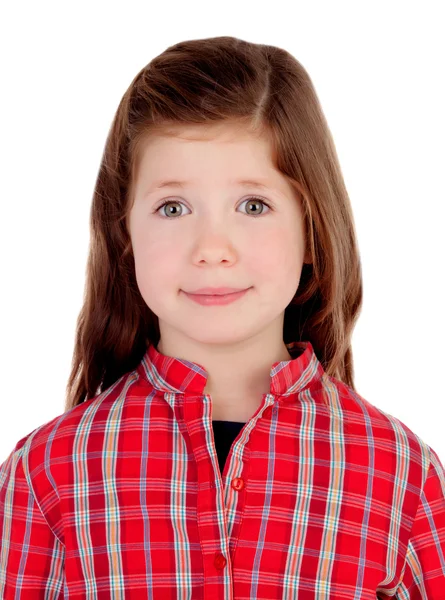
[231,477,245,491]
[214,553,227,570]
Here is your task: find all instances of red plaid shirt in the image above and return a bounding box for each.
[1,340,445,598]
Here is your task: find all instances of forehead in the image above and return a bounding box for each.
[130,121,301,205]
[133,122,277,182]
[136,122,273,162]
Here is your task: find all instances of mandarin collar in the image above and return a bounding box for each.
[137,340,324,397]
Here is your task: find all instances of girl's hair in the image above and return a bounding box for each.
[64,35,363,412]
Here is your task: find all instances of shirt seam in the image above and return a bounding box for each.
[19,432,66,548]
[393,443,432,595]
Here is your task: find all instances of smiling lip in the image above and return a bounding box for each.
[182,287,251,306]
[185,287,248,296]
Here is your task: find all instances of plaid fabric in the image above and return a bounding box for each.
[1,340,444,599]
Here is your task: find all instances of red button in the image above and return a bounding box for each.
[263,406,272,417]
[231,477,245,491]
[214,553,227,569]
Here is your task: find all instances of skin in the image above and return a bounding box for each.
[128,121,311,422]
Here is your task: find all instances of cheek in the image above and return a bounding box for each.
[133,236,181,300]
[247,229,303,282]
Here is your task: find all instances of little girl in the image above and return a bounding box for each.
[1,36,444,599]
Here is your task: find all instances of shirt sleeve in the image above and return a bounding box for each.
[395,445,445,599]
[0,442,65,598]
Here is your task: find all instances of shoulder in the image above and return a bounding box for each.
[318,373,434,484]
[3,368,141,494]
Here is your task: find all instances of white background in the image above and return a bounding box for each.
[1,1,444,464]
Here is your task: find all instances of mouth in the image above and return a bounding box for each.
[184,287,250,296]
[181,287,251,305]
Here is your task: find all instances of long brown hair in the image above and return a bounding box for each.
[64,35,363,412]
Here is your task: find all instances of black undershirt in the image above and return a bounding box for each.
[212,420,246,475]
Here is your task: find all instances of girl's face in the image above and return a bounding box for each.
[128,122,308,350]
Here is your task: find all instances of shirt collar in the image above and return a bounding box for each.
[137,340,325,397]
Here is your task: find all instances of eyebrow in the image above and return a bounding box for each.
[147,179,273,192]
